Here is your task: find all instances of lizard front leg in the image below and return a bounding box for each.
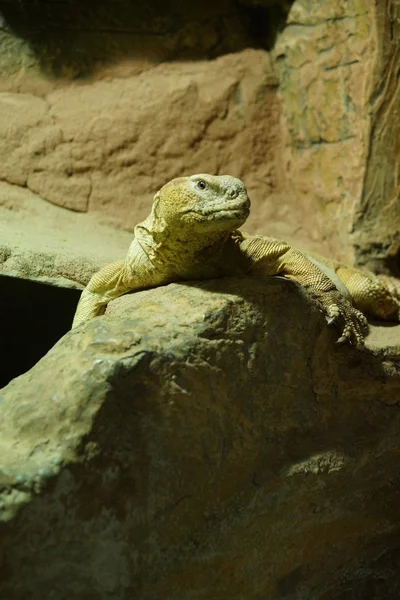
[240,236,368,346]
[72,260,130,329]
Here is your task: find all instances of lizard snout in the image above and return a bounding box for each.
[224,178,248,202]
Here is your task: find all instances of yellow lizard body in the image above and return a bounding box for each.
[72,174,400,346]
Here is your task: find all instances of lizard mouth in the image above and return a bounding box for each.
[202,205,250,217]
[184,200,250,218]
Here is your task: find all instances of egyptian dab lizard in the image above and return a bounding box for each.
[72,174,400,346]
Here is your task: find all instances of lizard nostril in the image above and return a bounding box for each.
[228,189,238,199]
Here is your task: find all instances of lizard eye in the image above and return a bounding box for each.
[196,180,207,190]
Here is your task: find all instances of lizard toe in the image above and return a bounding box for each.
[341,308,367,347]
[321,292,368,347]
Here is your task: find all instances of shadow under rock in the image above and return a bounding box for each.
[0,274,80,388]
[0,0,293,77]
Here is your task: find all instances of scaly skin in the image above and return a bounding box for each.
[71,174,400,345]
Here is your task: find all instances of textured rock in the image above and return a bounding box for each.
[274,0,400,272]
[0,49,285,233]
[0,181,131,288]
[0,0,288,238]
[1,278,400,599]
[353,0,400,273]
[274,0,372,262]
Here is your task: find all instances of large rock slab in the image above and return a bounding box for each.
[0,181,132,288]
[1,278,400,599]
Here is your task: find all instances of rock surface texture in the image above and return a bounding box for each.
[274,0,400,271]
[1,279,400,599]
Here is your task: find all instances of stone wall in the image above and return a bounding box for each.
[0,0,400,270]
[0,0,296,242]
[354,0,400,274]
[274,0,373,260]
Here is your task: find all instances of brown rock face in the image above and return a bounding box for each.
[1,279,400,599]
[275,0,400,271]
[0,0,400,287]
[0,0,290,238]
[1,0,400,288]
[353,1,400,273]
[0,44,303,245]
[28,51,281,231]
[274,0,372,262]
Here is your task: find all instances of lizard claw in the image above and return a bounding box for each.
[316,290,368,347]
[336,326,364,347]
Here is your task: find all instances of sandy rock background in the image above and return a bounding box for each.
[1,0,399,290]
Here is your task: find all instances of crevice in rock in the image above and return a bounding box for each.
[234,0,293,50]
[0,275,80,388]
[354,241,400,278]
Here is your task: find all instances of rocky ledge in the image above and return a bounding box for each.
[1,277,400,599]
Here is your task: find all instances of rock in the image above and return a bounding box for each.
[0,181,132,288]
[274,0,372,263]
[353,1,400,273]
[274,0,400,272]
[1,278,400,599]
[0,49,283,234]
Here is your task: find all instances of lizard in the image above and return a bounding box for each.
[71,174,400,346]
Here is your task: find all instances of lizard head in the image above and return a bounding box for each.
[151,174,250,234]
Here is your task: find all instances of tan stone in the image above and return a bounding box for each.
[274,0,372,262]
[0,50,287,232]
[1,279,400,598]
[353,0,400,272]
[274,0,400,272]
[0,182,132,288]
